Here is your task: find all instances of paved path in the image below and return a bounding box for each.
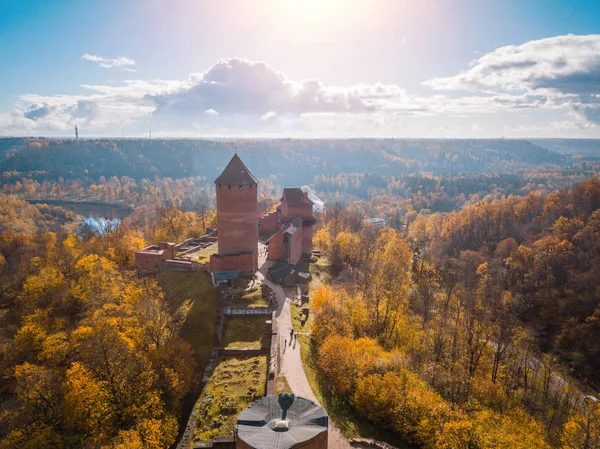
[257,247,352,449]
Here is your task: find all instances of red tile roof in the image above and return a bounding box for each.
[281,188,313,207]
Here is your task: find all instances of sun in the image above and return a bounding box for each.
[277,0,367,22]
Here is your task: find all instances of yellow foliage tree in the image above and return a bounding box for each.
[318,335,385,395]
[311,285,353,345]
[63,362,114,441]
[561,397,600,449]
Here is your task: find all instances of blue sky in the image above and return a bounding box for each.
[1,0,600,138]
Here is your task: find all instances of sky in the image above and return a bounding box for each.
[1,0,600,138]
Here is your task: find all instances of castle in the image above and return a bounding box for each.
[210,153,315,274]
[135,154,316,277]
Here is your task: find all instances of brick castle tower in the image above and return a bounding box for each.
[211,154,258,273]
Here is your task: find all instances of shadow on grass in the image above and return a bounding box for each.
[299,334,416,449]
[156,271,220,446]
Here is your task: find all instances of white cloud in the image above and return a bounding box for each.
[423,34,600,126]
[260,111,277,121]
[150,58,413,118]
[424,34,600,94]
[3,41,600,137]
[82,53,136,71]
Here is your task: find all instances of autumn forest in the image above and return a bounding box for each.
[1,138,599,448]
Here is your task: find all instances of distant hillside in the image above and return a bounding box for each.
[531,139,600,157]
[0,138,570,184]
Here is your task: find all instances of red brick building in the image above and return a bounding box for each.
[210,154,258,274]
[135,241,176,271]
[265,217,304,265]
[260,188,316,265]
[280,188,315,254]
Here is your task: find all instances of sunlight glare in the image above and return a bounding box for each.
[278,0,368,23]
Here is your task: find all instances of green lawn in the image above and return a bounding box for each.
[221,316,267,350]
[291,300,309,333]
[308,256,332,294]
[157,271,220,378]
[194,356,267,441]
[191,243,219,264]
[228,287,268,308]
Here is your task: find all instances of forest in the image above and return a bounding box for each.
[310,177,600,448]
[0,137,595,185]
[2,137,599,229]
[0,138,599,448]
[0,192,222,448]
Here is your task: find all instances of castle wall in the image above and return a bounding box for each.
[157,241,175,259]
[259,212,279,235]
[135,251,162,271]
[281,203,313,221]
[301,224,313,254]
[210,252,256,274]
[267,233,286,261]
[288,226,304,265]
[135,242,175,271]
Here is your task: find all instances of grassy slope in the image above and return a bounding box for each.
[228,287,267,308]
[157,271,220,381]
[194,356,267,441]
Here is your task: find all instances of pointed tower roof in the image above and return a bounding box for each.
[215,154,258,185]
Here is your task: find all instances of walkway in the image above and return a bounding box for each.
[257,246,352,449]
